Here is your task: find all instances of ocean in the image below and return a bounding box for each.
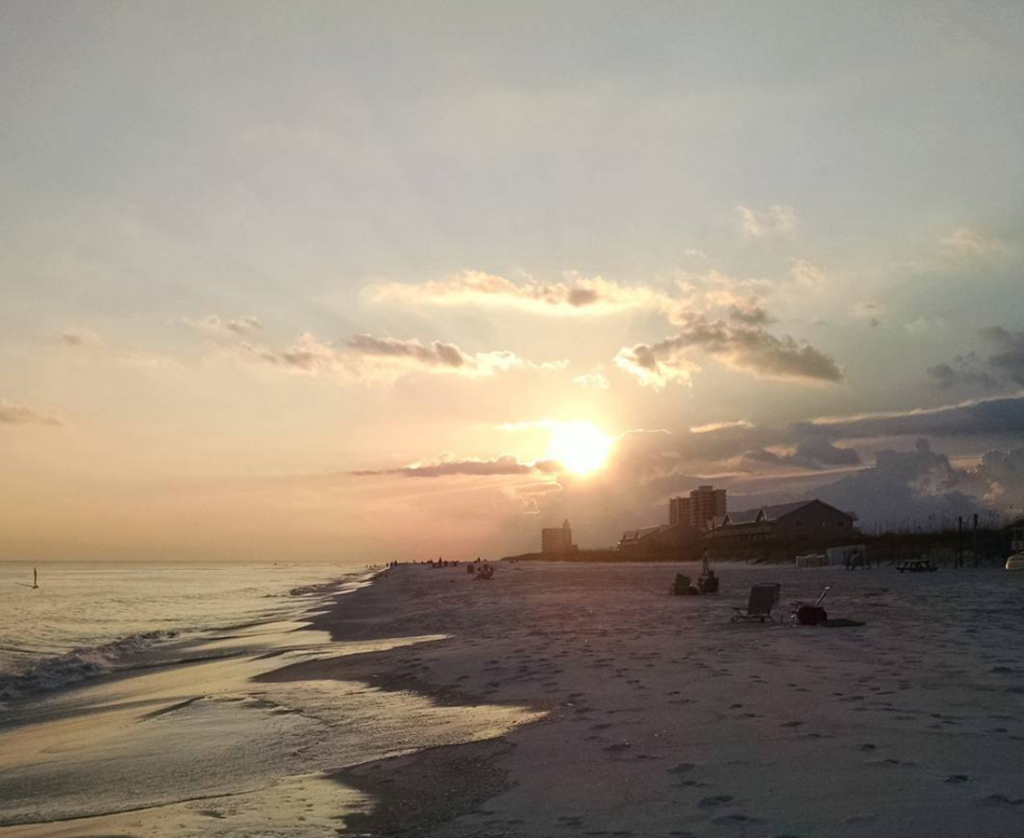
[0,560,366,707]
[0,560,536,835]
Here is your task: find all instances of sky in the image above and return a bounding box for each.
[2,1,1023,562]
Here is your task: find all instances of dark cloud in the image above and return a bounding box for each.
[813,394,1024,440]
[963,446,1024,509]
[0,399,63,426]
[345,334,468,368]
[928,327,1024,390]
[567,287,601,307]
[727,300,775,326]
[229,331,562,381]
[616,315,842,387]
[926,358,998,390]
[816,439,986,529]
[743,434,861,470]
[985,326,1024,386]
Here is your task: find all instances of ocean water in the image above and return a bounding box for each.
[0,560,366,705]
[0,562,539,834]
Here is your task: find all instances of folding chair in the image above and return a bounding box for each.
[731,584,779,623]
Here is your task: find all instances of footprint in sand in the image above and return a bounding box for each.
[780,721,804,728]
[980,794,1024,806]
[667,762,696,774]
[711,814,763,825]
[944,774,970,784]
[604,742,631,754]
[697,795,734,809]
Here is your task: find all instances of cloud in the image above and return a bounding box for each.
[927,327,1024,391]
[365,269,666,317]
[614,342,700,390]
[0,399,64,426]
[182,314,264,338]
[60,329,105,348]
[690,420,753,434]
[905,317,946,336]
[234,331,565,383]
[816,439,985,528]
[811,393,1024,440]
[941,227,1009,262]
[667,269,777,327]
[789,258,828,286]
[616,315,842,388]
[727,298,774,325]
[984,327,1024,387]
[736,204,798,239]
[926,357,998,391]
[851,300,883,327]
[965,447,1024,510]
[743,435,861,470]
[345,334,470,368]
[572,371,611,389]
[352,454,561,478]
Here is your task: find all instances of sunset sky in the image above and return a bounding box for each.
[2,2,1023,561]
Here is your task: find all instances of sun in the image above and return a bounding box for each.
[544,421,614,476]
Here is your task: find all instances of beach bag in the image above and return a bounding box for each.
[796,605,828,626]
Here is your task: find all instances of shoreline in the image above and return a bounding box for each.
[2,561,1024,837]
[0,563,541,836]
[305,561,1024,838]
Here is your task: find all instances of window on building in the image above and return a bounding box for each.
[837,520,845,527]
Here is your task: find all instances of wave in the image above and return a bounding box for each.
[0,630,179,707]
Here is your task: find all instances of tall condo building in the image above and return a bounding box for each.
[541,519,574,554]
[669,485,727,529]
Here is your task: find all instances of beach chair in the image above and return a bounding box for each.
[669,573,696,596]
[731,584,779,623]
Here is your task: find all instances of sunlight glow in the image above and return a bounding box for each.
[544,421,614,476]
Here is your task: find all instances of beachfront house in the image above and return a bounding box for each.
[707,499,858,560]
[617,522,702,560]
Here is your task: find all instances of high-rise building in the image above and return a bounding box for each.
[669,496,691,526]
[541,519,574,554]
[668,486,727,529]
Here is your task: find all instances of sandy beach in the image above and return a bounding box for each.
[307,561,1024,838]
[3,561,1024,837]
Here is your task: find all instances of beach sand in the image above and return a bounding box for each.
[3,562,1024,837]
[303,562,1024,838]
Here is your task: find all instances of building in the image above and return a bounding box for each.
[708,499,857,545]
[617,522,701,559]
[541,519,574,554]
[669,485,727,529]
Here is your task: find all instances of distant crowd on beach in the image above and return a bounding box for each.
[372,557,496,580]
